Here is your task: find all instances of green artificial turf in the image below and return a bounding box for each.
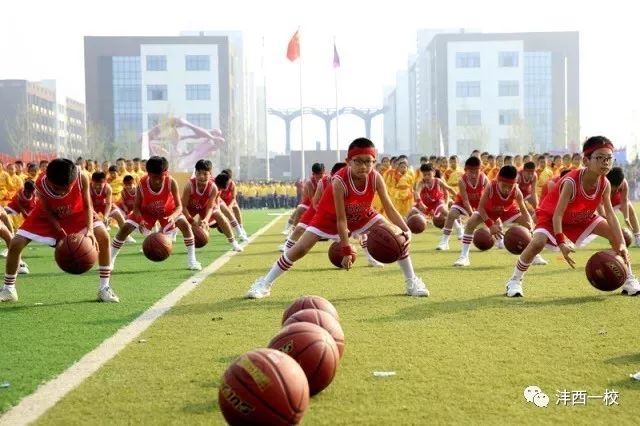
[33,213,640,425]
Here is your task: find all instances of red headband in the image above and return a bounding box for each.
[498,176,516,184]
[347,147,377,160]
[583,142,614,157]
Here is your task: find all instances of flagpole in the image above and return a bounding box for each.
[299,37,305,180]
[334,37,340,162]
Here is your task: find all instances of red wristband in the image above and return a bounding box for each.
[555,233,566,244]
[484,218,494,227]
[341,244,354,257]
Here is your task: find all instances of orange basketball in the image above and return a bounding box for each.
[283,308,345,359]
[406,214,427,234]
[366,222,408,264]
[54,234,98,274]
[328,242,356,268]
[142,232,172,262]
[218,348,309,425]
[473,228,494,251]
[282,295,339,324]
[192,225,209,248]
[432,214,446,229]
[268,322,340,395]
[503,225,532,255]
[622,228,633,247]
[585,250,628,292]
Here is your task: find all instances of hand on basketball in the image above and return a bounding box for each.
[559,243,576,269]
[341,255,353,270]
[200,221,209,231]
[617,246,630,266]
[164,215,175,226]
[401,230,412,244]
[85,229,99,251]
[489,223,504,238]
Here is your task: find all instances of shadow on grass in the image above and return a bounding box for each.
[604,352,640,365]
[0,298,97,312]
[182,399,219,415]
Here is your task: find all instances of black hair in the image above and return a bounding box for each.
[47,159,77,186]
[195,159,212,172]
[583,136,613,158]
[498,165,518,180]
[24,180,36,192]
[607,167,625,187]
[348,137,375,150]
[311,162,325,174]
[91,171,106,182]
[146,156,168,174]
[434,169,442,179]
[449,155,458,160]
[108,165,117,172]
[487,155,495,160]
[116,158,125,162]
[419,156,428,163]
[222,168,233,178]
[15,160,24,166]
[27,162,37,170]
[523,161,536,170]
[123,175,135,184]
[560,169,572,177]
[537,155,546,161]
[429,155,437,161]
[132,157,141,162]
[215,173,230,189]
[420,163,434,173]
[39,160,48,166]
[330,162,346,175]
[465,156,481,168]
[504,155,513,162]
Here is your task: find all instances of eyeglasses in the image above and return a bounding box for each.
[593,155,614,163]
[352,159,376,167]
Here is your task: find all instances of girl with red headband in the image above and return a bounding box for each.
[246,137,429,299]
[452,165,536,267]
[504,136,640,297]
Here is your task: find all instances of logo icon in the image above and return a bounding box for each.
[524,385,549,408]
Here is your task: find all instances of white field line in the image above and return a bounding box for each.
[0,214,282,426]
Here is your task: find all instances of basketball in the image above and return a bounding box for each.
[406,214,427,234]
[218,348,309,425]
[192,226,209,248]
[366,222,408,264]
[503,226,532,255]
[142,232,172,262]
[268,322,340,395]
[283,308,346,359]
[473,228,494,251]
[622,228,633,247]
[282,295,339,324]
[432,214,446,229]
[54,234,98,274]
[328,242,356,268]
[585,250,628,292]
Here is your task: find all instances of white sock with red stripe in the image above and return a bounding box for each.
[512,256,531,279]
[111,238,125,263]
[98,266,111,290]
[184,237,196,263]
[461,233,473,257]
[3,273,16,288]
[264,254,293,284]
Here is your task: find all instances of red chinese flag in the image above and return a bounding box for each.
[286,30,300,62]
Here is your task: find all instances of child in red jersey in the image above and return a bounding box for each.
[504,136,640,297]
[281,163,325,235]
[215,173,250,242]
[411,163,456,221]
[246,138,429,299]
[110,156,201,271]
[181,160,243,252]
[0,159,118,303]
[4,180,36,219]
[219,169,248,241]
[90,172,128,232]
[436,156,488,251]
[516,161,538,211]
[452,165,541,267]
[112,175,138,243]
[601,167,640,247]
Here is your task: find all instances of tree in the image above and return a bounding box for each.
[85,122,109,161]
[3,104,30,159]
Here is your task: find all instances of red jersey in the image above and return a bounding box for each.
[516,170,535,199]
[299,176,331,226]
[90,184,109,215]
[118,187,136,213]
[7,188,37,216]
[454,173,488,210]
[187,177,215,217]
[299,176,320,207]
[219,179,235,205]
[537,168,606,225]
[314,167,377,230]
[34,174,84,220]
[418,178,445,210]
[138,174,175,218]
[483,181,517,215]
[610,179,626,207]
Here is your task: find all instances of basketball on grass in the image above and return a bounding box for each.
[473,228,494,251]
[406,214,427,234]
[585,250,628,292]
[282,295,339,324]
[283,308,346,359]
[328,242,356,268]
[218,348,309,425]
[192,225,209,248]
[503,226,532,255]
[54,234,98,274]
[142,232,172,262]
[622,228,633,247]
[432,214,446,229]
[366,222,408,264]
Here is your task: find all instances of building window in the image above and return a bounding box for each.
[499,109,520,125]
[456,81,481,97]
[499,81,519,96]
[456,110,481,126]
[147,85,168,101]
[456,52,480,68]
[186,113,212,129]
[499,52,519,67]
[186,84,211,100]
[146,55,167,71]
[185,55,210,71]
[457,139,475,155]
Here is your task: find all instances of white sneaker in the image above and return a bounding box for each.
[405,276,429,297]
[238,233,249,243]
[97,287,120,303]
[246,277,271,299]
[188,261,202,271]
[231,241,243,252]
[367,256,384,268]
[532,254,548,265]
[436,238,449,251]
[125,235,136,243]
[453,255,470,267]
[281,226,291,236]
[505,278,524,297]
[621,275,640,296]
[18,262,29,274]
[0,286,18,302]
[0,248,8,258]
[496,239,505,249]
[278,244,286,252]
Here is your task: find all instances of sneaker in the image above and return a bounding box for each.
[367,256,385,268]
[0,286,18,302]
[505,278,523,297]
[246,277,271,299]
[532,254,548,265]
[405,276,429,297]
[125,235,137,243]
[621,275,640,296]
[496,239,505,249]
[18,262,29,274]
[281,226,291,236]
[453,255,470,267]
[278,244,286,252]
[238,233,249,243]
[231,241,243,252]
[188,261,202,271]
[0,248,8,258]
[436,239,449,251]
[97,287,120,303]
